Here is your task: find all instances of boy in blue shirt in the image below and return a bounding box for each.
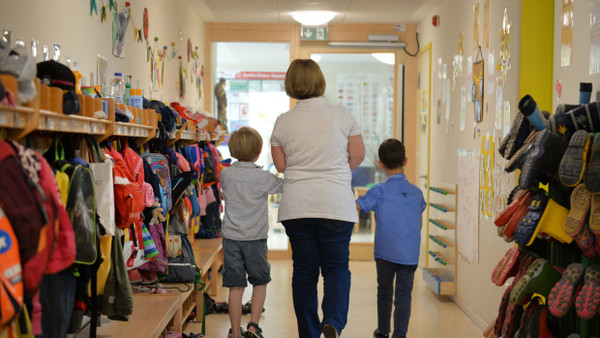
[356,139,426,338]
[221,126,284,338]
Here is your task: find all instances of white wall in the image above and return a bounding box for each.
[553,0,600,106]
[417,0,523,328]
[0,0,205,110]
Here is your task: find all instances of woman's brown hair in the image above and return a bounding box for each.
[284,59,326,100]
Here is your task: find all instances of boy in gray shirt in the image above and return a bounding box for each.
[220,126,283,338]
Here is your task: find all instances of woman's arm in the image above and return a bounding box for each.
[271,145,287,173]
[347,134,365,171]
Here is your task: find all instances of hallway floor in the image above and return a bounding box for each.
[185,259,483,337]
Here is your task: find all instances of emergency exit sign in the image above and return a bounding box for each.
[301,27,327,41]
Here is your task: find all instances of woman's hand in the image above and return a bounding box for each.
[271,145,287,173]
[347,135,365,171]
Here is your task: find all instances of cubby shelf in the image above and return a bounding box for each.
[0,74,212,145]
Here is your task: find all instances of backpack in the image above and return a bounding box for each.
[104,147,145,229]
[0,140,75,293]
[0,206,23,327]
[56,160,97,265]
[141,153,172,212]
[183,144,203,181]
[162,235,197,283]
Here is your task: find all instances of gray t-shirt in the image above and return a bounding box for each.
[220,161,283,240]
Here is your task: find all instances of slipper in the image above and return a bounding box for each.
[501,301,524,338]
[590,194,600,234]
[495,190,535,227]
[575,265,600,319]
[503,192,537,238]
[493,286,513,337]
[525,198,573,246]
[564,183,592,236]
[510,258,561,305]
[516,297,541,338]
[514,192,549,245]
[559,130,590,187]
[572,225,597,259]
[547,263,585,317]
[505,131,540,173]
[586,135,600,193]
[491,247,522,286]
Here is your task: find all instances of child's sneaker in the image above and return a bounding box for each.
[373,329,389,338]
[227,327,244,338]
[244,322,264,338]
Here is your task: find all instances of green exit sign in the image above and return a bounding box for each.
[301,27,327,41]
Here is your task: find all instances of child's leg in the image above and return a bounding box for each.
[392,264,418,338]
[247,284,267,332]
[375,258,396,336]
[228,286,245,338]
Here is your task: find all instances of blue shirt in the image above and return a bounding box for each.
[356,174,426,265]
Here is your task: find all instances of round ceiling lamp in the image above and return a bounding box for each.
[292,11,336,26]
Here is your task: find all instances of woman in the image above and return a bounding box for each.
[270,59,365,338]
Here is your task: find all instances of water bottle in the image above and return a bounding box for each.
[110,72,124,103]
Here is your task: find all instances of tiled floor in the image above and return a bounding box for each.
[185,259,483,337]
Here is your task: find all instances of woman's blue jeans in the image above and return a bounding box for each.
[282,218,354,338]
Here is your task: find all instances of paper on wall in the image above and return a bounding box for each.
[488,50,495,94]
[460,86,466,131]
[590,0,600,74]
[503,101,511,138]
[561,0,574,67]
[495,76,503,130]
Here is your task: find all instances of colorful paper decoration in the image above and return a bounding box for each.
[497,7,511,81]
[187,38,191,62]
[90,0,98,16]
[143,8,149,42]
[452,33,464,93]
[473,47,484,122]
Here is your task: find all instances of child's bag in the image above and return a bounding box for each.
[56,160,97,265]
[163,236,196,283]
[141,153,173,212]
[0,206,23,327]
[104,147,144,229]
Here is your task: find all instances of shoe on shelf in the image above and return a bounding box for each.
[227,327,245,338]
[322,323,340,338]
[493,286,513,337]
[495,189,535,227]
[559,130,591,187]
[505,131,540,173]
[373,329,389,338]
[502,191,537,238]
[514,192,549,246]
[564,183,592,236]
[244,322,264,338]
[572,224,597,259]
[499,112,531,160]
[501,301,523,338]
[586,134,600,193]
[548,263,585,317]
[590,194,600,234]
[491,247,522,287]
[510,258,561,305]
[525,198,573,246]
[550,102,600,139]
[519,130,568,189]
[575,265,600,319]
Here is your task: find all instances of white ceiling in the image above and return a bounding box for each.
[188,0,444,24]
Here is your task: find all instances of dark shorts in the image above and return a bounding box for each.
[222,238,271,287]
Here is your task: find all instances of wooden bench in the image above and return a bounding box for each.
[90,292,180,338]
[192,238,224,328]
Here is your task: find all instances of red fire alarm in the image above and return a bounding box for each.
[432,15,440,27]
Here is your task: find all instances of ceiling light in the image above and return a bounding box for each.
[292,11,335,26]
[371,53,395,65]
[328,41,406,49]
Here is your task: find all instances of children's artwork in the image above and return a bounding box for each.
[496,76,503,130]
[457,149,479,265]
[590,0,600,75]
[488,50,495,94]
[473,49,484,122]
[112,4,130,58]
[452,33,464,93]
[503,101,511,138]
[96,54,108,95]
[460,86,466,131]
[473,3,479,52]
[561,0,574,67]
[497,7,512,81]
[483,0,490,48]
[480,134,494,218]
[179,57,186,99]
[143,8,149,42]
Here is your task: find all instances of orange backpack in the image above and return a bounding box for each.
[0,206,23,327]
